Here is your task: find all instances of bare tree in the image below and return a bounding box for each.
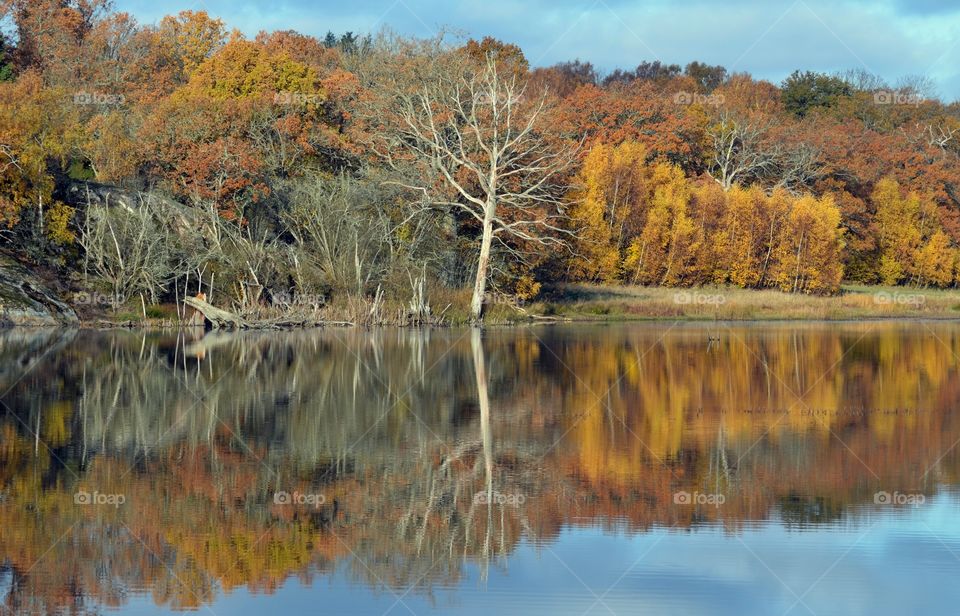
[378,54,576,322]
[836,68,888,93]
[708,111,778,191]
[280,172,405,295]
[895,74,938,101]
[78,194,176,306]
[709,111,823,193]
[771,141,824,193]
[918,122,959,151]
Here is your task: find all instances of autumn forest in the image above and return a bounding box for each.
[1,1,959,322]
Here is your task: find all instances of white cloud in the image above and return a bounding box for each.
[113,0,960,99]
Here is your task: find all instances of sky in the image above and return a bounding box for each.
[120,499,960,615]
[113,0,960,101]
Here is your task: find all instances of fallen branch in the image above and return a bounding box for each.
[183,297,354,329]
[183,296,246,329]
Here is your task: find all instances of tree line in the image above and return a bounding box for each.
[1,1,959,320]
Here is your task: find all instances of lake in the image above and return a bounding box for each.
[1,322,959,615]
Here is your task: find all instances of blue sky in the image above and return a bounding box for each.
[114,0,960,101]
[118,498,960,615]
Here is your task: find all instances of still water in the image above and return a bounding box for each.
[1,322,960,615]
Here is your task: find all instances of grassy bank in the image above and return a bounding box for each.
[522,284,960,322]
[74,283,960,328]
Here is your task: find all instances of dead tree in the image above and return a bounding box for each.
[380,54,576,322]
[708,111,778,191]
[709,111,823,194]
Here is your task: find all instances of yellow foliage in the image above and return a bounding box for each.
[46,202,76,245]
[872,178,925,285]
[870,177,956,287]
[158,11,228,78]
[0,73,76,226]
[879,254,903,286]
[179,38,323,102]
[710,185,765,287]
[626,163,693,285]
[567,141,649,283]
[79,111,139,183]
[513,273,542,301]
[769,192,844,293]
[916,230,955,287]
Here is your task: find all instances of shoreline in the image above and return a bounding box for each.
[17,313,960,331]
[8,283,960,329]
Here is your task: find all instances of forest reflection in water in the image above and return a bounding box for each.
[1,322,960,614]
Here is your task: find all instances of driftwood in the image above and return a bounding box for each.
[256,316,353,328]
[528,314,572,322]
[182,297,353,330]
[183,297,246,329]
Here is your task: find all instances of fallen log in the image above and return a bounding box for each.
[256,315,354,328]
[181,297,355,330]
[183,297,246,329]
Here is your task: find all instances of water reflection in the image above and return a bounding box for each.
[1,322,960,613]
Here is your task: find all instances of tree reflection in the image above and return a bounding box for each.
[1,323,959,612]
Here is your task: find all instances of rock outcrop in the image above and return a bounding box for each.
[64,180,205,240]
[0,254,77,326]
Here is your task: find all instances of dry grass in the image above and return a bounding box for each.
[80,283,960,328]
[527,284,960,322]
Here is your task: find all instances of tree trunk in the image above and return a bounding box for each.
[472,329,493,502]
[473,328,495,570]
[792,229,805,293]
[470,213,494,323]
